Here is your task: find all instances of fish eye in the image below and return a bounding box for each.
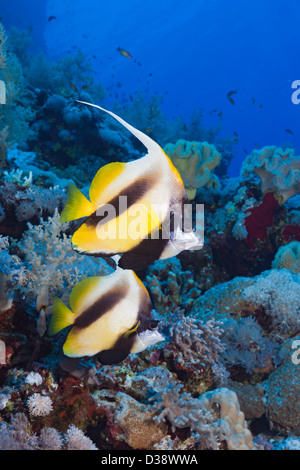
[149,321,158,330]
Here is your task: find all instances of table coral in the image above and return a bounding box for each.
[164,139,221,200]
[241,146,300,204]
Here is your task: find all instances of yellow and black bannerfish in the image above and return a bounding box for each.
[60,102,203,271]
[48,267,164,364]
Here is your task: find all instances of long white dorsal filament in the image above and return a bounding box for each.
[77,100,163,156]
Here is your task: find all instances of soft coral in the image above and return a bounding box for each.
[244,192,279,249]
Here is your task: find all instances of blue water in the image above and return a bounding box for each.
[1,0,300,175]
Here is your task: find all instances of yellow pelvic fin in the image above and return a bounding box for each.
[60,182,94,223]
[69,276,103,312]
[48,297,75,336]
[89,162,126,205]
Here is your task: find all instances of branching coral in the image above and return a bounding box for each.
[151,384,253,450]
[144,258,201,315]
[167,316,228,392]
[164,139,221,200]
[0,413,97,450]
[0,210,111,326]
[241,146,300,204]
[0,179,67,234]
[170,317,225,366]
[16,209,111,309]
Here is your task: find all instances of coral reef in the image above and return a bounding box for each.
[0,18,299,452]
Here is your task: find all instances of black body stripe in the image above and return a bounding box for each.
[74,283,128,329]
[118,230,169,271]
[137,287,153,320]
[85,176,155,228]
[118,211,175,271]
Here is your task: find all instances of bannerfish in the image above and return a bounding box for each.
[60,102,203,271]
[48,267,164,364]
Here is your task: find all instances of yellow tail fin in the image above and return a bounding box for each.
[48,297,75,336]
[60,182,94,223]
